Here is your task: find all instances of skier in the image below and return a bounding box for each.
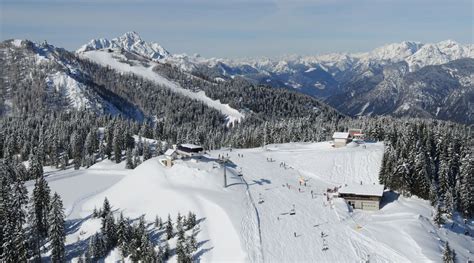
[294,232,297,237]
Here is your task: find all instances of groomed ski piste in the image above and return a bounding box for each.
[28,141,474,262]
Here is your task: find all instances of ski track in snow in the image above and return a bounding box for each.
[239,171,265,262]
[80,51,244,126]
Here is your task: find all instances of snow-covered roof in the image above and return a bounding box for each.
[332,132,350,139]
[164,149,176,156]
[338,184,385,197]
[179,143,203,149]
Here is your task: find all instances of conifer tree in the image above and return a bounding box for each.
[101,198,111,219]
[102,213,117,250]
[186,211,197,230]
[29,154,43,179]
[133,147,141,167]
[71,131,84,170]
[33,174,51,237]
[125,148,134,169]
[143,141,152,161]
[113,125,122,163]
[166,214,173,240]
[459,154,473,217]
[176,225,189,263]
[163,241,170,261]
[442,242,454,263]
[117,213,129,258]
[27,199,42,263]
[433,205,444,227]
[49,193,65,263]
[2,177,29,262]
[186,228,198,257]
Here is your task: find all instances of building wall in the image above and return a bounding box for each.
[345,198,380,211]
[333,138,348,148]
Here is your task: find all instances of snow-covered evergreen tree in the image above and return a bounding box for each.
[125,148,134,169]
[113,124,123,163]
[101,197,111,219]
[32,174,51,238]
[442,241,455,263]
[459,154,473,217]
[143,141,152,161]
[48,193,65,262]
[166,214,173,240]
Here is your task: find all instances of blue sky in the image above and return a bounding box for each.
[1,0,472,58]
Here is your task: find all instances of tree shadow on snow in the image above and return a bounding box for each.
[65,214,93,236]
[63,213,99,260]
[65,232,93,260]
[379,190,399,209]
[249,178,272,186]
[193,240,213,262]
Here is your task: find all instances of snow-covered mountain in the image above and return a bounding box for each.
[0,39,141,118]
[77,31,170,60]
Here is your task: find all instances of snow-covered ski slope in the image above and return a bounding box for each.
[36,142,473,262]
[79,50,244,125]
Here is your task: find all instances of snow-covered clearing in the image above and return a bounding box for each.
[79,50,244,125]
[33,142,473,262]
[26,160,127,219]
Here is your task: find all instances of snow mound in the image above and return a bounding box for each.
[82,157,254,262]
[346,141,359,148]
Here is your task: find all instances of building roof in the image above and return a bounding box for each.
[179,143,203,149]
[338,184,385,197]
[164,149,176,156]
[332,132,350,139]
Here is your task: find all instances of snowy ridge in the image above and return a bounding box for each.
[79,50,244,125]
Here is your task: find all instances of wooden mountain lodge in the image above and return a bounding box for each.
[332,128,365,147]
[338,184,385,211]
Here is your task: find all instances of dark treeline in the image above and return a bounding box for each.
[374,119,473,219]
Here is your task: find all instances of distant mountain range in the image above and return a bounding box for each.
[2,32,473,124]
[78,32,474,124]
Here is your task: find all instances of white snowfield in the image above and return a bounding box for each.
[34,142,473,262]
[79,50,244,126]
